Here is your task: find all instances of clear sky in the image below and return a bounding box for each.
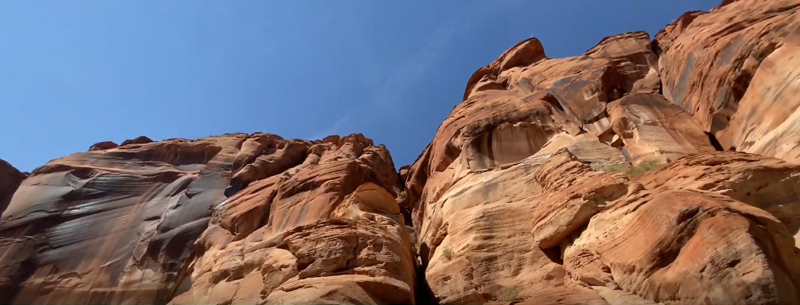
[1,0,719,172]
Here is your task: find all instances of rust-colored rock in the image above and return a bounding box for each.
[531,150,800,304]
[638,151,800,247]
[657,0,800,164]
[170,135,415,305]
[120,136,154,146]
[717,34,800,162]
[607,93,716,165]
[532,149,628,249]
[403,1,800,303]
[89,141,119,151]
[4,1,800,304]
[0,133,414,305]
[565,187,800,304]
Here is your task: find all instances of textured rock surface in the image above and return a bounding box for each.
[565,186,800,304]
[403,1,800,304]
[4,0,800,304]
[0,133,414,304]
[607,93,717,165]
[169,135,416,305]
[656,0,800,163]
[718,35,800,161]
[638,152,800,247]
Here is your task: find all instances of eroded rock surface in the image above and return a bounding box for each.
[0,133,414,305]
[403,1,800,304]
[657,0,800,163]
[3,1,800,304]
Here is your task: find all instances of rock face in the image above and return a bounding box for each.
[403,0,800,304]
[0,133,415,304]
[3,1,800,304]
[656,0,800,162]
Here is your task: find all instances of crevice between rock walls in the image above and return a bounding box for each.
[705,132,725,151]
[414,243,439,305]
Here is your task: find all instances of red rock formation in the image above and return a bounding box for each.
[403,1,800,304]
[89,141,119,151]
[3,0,800,304]
[657,0,800,162]
[0,133,414,304]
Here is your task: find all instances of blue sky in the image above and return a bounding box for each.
[0,0,719,172]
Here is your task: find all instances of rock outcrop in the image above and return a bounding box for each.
[404,0,800,304]
[656,0,800,162]
[0,133,415,304]
[3,0,800,304]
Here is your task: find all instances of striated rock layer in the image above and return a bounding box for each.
[0,133,415,304]
[404,0,800,304]
[656,0,800,162]
[3,0,800,304]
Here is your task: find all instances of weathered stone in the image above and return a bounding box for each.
[403,3,800,303]
[565,188,800,304]
[717,37,800,162]
[639,151,800,247]
[0,133,414,305]
[120,135,154,146]
[657,0,800,164]
[532,149,628,249]
[89,141,119,151]
[607,93,716,165]
[5,1,800,304]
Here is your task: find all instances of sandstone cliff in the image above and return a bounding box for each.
[2,0,800,304]
[0,134,415,304]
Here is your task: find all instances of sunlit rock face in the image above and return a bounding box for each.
[656,0,800,164]
[0,133,415,305]
[3,1,800,304]
[403,1,800,304]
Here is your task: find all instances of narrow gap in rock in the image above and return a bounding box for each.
[730,67,752,109]
[396,169,415,228]
[0,256,37,303]
[415,243,439,305]
[402,207,414,230]
[651,39,663,56]
[164,251,196,304]
[224,177,244,198]
[542,246,564,265]
[541,93,564,112]
[704,132,725,151]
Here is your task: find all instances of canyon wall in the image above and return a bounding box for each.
[2,0,800,304]
[0,134,415,304]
